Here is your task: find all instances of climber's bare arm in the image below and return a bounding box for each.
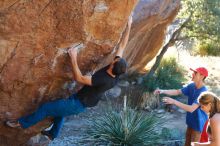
[68,48,92,86]
[116,15,132,58]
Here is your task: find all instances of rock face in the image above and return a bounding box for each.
[0,0,180,145]
[125,0,180,72]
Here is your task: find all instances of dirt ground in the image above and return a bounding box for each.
[46,50,220,146]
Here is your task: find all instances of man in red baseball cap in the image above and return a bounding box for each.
[190,67,209,144]
[190,67,208,80]
[154,67,209,146]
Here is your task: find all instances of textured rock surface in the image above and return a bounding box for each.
[0,0,137,145]
[0,0,180,145]
[125,0,180,72]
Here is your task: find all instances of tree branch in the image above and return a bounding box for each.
[144,14,192,80]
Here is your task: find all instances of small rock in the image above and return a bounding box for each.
[156,109,165,114]
[118,80,130,87]
[137,77,143,84]
[102,86,121,100]
[144,106,152,111]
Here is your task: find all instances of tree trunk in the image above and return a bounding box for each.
[144,16,191,81]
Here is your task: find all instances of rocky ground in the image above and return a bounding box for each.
[27,93,187,146]
[48,100,187,146]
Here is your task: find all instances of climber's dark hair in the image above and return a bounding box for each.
[112,58,127,76]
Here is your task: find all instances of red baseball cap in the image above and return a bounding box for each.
[190,67,208,77]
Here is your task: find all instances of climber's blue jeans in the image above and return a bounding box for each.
[18,94,85,139]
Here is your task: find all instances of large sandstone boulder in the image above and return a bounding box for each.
[0,0,180,145]
[126,0,180,72]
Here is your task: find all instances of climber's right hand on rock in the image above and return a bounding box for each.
[68,46,78,58]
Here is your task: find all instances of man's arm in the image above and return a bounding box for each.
[163,97,199,113]
[154,89,182,96]
[68,48,92,86]
[115,15,132,58]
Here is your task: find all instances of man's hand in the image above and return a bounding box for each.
[68,46,78,59]
[162,97,176,105]
[154,89,164,95]
[128,14,133,28]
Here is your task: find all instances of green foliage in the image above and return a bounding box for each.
[142,75,158,93]
[143,57,186,92]
[179,0,220,42]
[87,108,162,146]
[195,41,220,56]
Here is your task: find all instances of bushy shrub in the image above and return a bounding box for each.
[196,41,220,56]
[143,57,186,92]
[87,108,163,146]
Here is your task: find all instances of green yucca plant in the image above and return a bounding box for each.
[87,96,163,145]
